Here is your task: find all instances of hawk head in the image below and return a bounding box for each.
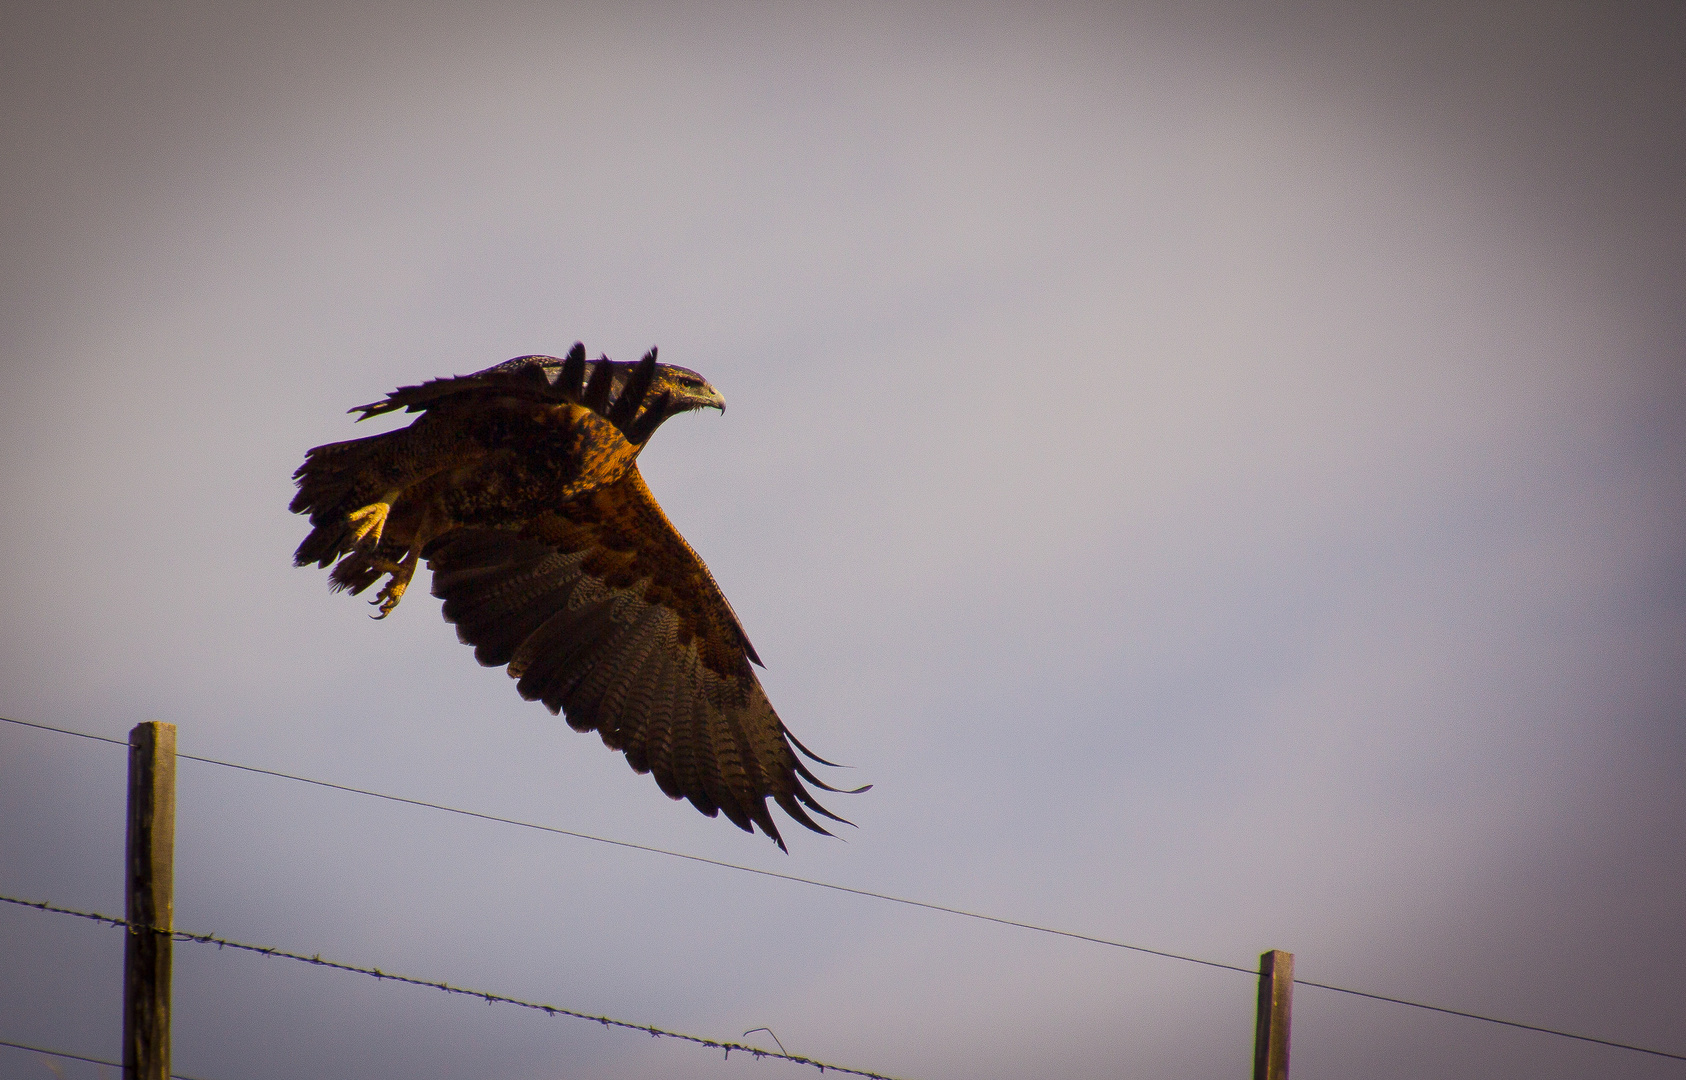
[646,362,726,418]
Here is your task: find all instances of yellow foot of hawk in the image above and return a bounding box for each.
[367,550,419,619]
[346,496,399,549]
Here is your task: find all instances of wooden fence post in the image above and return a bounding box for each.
[1252,949,1293,1080]
[124,721,176,1080]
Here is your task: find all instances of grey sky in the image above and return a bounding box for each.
[2,2,1682,1078]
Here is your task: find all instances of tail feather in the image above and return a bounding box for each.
[326,549,394,594]
[290,428,412,568]
[294,521,352,569]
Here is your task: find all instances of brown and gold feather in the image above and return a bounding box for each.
[291,345,862,849]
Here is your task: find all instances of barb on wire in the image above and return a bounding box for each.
[0,1035,208,1080]
[0,894,909,1080]
[746,1027,791,1055]
[6,714,1686,1066]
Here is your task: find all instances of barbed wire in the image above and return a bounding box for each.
[5,714,1685,1065]
[0,894,909,1080]
[0,1035,208,1080]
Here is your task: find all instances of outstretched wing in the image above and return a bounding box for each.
[422,467,857,849]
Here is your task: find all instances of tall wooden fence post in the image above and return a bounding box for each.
[1252,949,1294,1080]
[124,721,176,1080]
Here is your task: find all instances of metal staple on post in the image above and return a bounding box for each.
[123,721,176,1080]
[1253,949,1293,1080]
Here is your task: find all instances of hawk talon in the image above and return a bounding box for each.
[367,551,418,619]
[346,499,397,549]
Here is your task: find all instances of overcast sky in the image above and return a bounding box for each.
[1,3,1682,1078]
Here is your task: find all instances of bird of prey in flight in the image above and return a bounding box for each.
[291,345,861,849]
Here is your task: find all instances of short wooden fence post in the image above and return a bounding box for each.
[124,721,176,1080]
[1252,949,1293,1080]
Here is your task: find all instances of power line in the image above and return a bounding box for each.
[0,894,909,1080]
[6,714,1685,1066]
[0,1035,208,1080]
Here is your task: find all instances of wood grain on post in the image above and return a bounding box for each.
[1252,949,1294,1080]
[124,721,176,1080]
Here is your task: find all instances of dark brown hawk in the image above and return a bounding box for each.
[291,345,861,849]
